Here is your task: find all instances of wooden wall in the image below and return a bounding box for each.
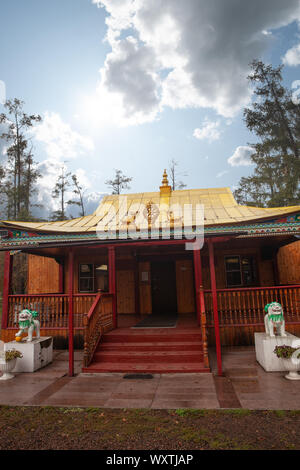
[201,246,275,289]
[176,259,195,313]
[277,240,300,285]
[25,243,286,315]
[28,254,60,294]
[138,261,152,314]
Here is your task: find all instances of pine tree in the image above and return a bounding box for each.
[67,174,86,217]
[105,169,132,195]
[0,98,42,219]
[234,60,300,207]
[51,166,71,221]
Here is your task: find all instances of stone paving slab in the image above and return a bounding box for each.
[1,347,300,409]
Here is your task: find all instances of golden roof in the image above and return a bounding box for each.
[1,185,299,234]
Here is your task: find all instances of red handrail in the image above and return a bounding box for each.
[204,284,300,293]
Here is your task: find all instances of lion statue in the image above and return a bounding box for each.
[15,309,40,342]
[264,302,287,338]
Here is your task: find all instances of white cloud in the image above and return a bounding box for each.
[32,112,94,161]
[193,120,221,143]
[32,160,102,219]
[0,123,9,161]
[228,146,255,167]
[89,0,300,126]
[283,42,300,66]
[216,170,229,178]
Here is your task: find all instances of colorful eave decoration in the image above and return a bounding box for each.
[0,212,299,250]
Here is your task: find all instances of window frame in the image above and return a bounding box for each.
[224,254,257,288]
[78,263,95,293]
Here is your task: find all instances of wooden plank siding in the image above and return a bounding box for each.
[277,240,300,285]
[28,255,60,294]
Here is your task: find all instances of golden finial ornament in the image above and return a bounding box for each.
[160,169,171,195]
[162,169,169,187]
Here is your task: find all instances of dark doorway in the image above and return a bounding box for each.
[151,260,177,314]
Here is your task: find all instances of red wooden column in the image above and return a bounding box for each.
[208,239,222,376]
[193,248,203,326]
[108,246,117,328]
[2,251,13,329]
[68,249,74,377]
[134,259,140,315]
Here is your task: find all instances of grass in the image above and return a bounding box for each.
[0,406,299,450]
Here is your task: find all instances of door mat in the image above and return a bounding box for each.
[123,374,154,379]
[132,313,178,328]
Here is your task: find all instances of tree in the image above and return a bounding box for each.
[168,158,187,190]
[67,174,86,217]
[51,166,71,221]
[0,98,42,219]
[234,60,300,207]
[105,169,132,195]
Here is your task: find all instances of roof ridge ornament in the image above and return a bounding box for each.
[160,169,172,196]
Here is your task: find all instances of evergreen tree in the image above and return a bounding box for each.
[67,174,86,217]
[234,60,300,207]
[0,98,42,219]
[105,169,132,195]
[51,166,71,221]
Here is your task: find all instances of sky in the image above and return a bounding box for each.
[1,0,300,218]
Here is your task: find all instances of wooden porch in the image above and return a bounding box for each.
[1,237,299,376]
[1,284,299,374]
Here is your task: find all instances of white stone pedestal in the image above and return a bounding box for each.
[4,337,53,373]
[255,332,300,372]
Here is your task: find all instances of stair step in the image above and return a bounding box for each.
[82,362,210,374]
[102,334,202,343]
[93,350,203,363]
[83,325,208,374]
[99,341,203,352]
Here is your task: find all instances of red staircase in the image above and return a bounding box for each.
[82,327,210,373]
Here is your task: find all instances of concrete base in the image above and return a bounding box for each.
[4,337,53,373]
[255,332,300,372]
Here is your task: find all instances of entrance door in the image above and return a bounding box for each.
[151,261,177,314]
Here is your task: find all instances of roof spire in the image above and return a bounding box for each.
[161,169,169,187]
[160,169,171,195]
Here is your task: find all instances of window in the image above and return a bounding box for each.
[79,264,94,292]
[95,264,109,292]
[225,255,257,287]
[78,263,109,293]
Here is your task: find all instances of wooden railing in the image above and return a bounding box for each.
[83,293,114,367]
[7,293,97,328]
[198,286,209,368]
[204,285,300,327]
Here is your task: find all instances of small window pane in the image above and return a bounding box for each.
[79,278,94,292]
[95,264,108,292]
[225,256,240,271]
[241,257,256,286]
[79,264,94,292]
[227,271,242,287]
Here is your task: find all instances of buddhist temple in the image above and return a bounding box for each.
[0,171,299,376]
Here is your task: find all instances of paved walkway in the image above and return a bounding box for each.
[0,347,300,409]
